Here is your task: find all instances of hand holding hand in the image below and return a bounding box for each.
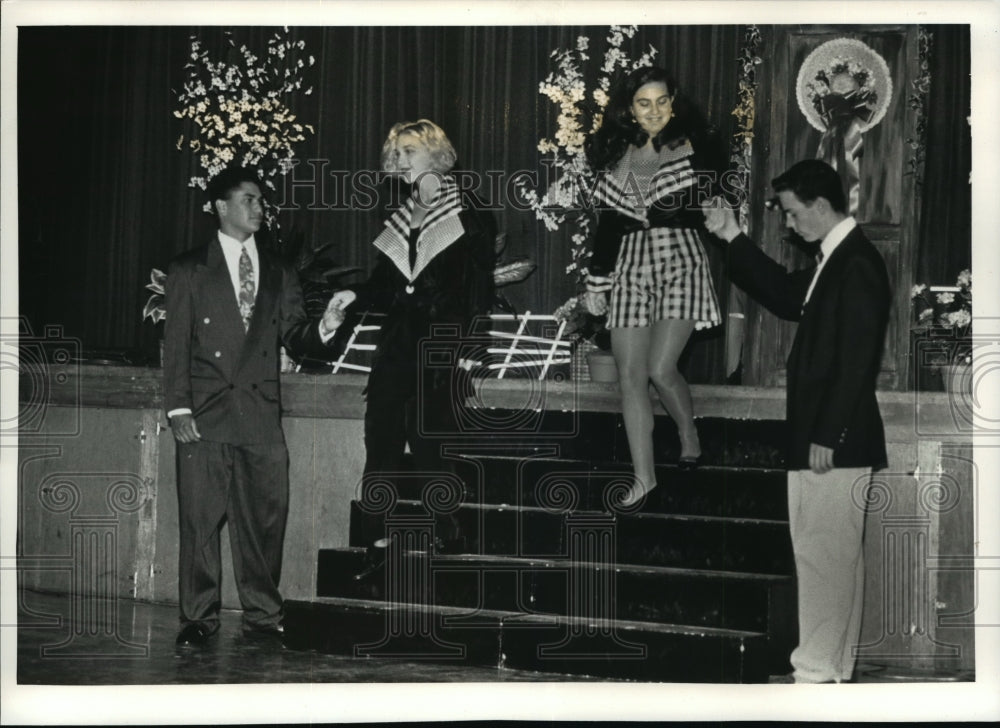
[702,197,741,242]
[321,299,346,334]
[321,289,357,335]
[329,289,357,310]
[171,413,201,443]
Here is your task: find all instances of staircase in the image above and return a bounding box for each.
[283,410,796,682]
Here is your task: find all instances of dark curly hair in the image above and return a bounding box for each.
[584,66,710,172]
[206,166,263,219]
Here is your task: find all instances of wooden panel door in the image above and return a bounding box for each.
[745,26,920,391]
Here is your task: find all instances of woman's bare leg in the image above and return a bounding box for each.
[611,326,657,505]
[648,318,700,459]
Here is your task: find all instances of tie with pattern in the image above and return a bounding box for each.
[238,246,255,331]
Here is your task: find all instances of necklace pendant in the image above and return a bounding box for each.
[405,284,415,294]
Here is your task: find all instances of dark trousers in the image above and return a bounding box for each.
[363,384,452,475]
[362,382,465,548]
[176,440,289,629]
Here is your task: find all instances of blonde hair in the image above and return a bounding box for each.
[381,119,457,174]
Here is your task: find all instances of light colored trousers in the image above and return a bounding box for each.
[787,467,871,683]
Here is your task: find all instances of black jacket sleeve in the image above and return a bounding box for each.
[727,233,815,322]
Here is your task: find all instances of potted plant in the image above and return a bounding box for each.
[911,268,972,392]
[492,232,537,314]
[553,293,614,382]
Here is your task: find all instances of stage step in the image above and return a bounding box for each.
[282,596,770,682]
[348,501,794,574]
[398,455,789,521]
[317,548,794,635]
[283,412,796,682]
[427,411,787,469]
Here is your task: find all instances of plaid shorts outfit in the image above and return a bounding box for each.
[594,141,722,331]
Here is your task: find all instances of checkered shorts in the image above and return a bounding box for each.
[607,226,722,330]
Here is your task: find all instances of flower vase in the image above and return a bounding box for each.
[585,347,619,383]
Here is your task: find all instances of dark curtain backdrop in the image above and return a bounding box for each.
[17,24,969,381]
[916,25,971,284]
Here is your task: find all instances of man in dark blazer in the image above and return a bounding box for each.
[704,159,891,683]
[164,166,344,648]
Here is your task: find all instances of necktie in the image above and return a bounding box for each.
[802,251,825,311]
[238,246,255,331]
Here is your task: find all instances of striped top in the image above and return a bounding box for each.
[592,139,698,222]
[373,175,467,281]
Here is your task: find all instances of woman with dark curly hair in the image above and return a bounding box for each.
[585,66,723,506]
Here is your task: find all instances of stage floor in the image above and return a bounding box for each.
[15,590,600,684]
[15,589,967,686]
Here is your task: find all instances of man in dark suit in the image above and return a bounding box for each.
[704,159,891,683]
[163,166,344,648]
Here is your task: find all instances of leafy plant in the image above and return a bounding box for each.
[142,268,167,323]
[492,233,537,315]
[553,293,610,350]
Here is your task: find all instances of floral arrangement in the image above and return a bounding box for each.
[553,293,610,348]
[174,28,316,229]
[805,58,878,116]
[905,27,933,187]
[142,268,167,323]
[912,269,972,332]
[796,37,892,135]
[729,25,762,230]
[517,25,658,286]
[911,269,972,365]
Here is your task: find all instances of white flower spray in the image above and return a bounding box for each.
[518,25,657,288]
[174,29,315,234]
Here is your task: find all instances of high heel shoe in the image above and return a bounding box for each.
[677,454,703,471]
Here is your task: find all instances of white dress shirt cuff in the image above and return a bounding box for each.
[167,408,192,419]
[318,321,337,343]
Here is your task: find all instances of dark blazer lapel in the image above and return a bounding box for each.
[801,226,865,320]
[204,238,247,335]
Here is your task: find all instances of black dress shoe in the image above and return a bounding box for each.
[242,622,286,644]
[176,622,217,647]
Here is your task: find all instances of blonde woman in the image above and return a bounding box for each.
[330,120,496,475]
